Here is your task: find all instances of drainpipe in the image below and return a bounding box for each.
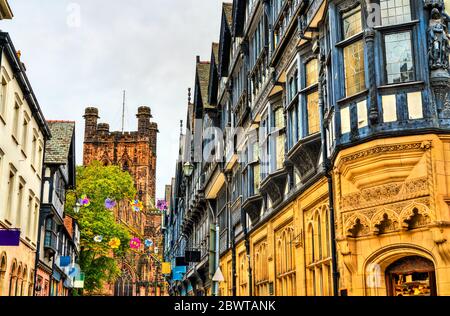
[243,221,252,297]
[318,47,340,296]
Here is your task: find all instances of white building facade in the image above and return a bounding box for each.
[0,32,51,296]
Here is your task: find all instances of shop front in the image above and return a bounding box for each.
[386,256,437,297]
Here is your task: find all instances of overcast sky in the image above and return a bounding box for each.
[1,0,223,198]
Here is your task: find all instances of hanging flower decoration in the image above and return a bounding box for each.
[157,199,168,211]
[130,199,143,212]
[144,239,153,248]
[109,237,121,249]
[94,235,103,243]
[130,238,141,250]
[79,195,90,207]
[105,198,116,210]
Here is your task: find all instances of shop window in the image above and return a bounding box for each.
[382,95,398,122]
[407,92,423,119]
[254,240,269,296]
[386,256,437,296]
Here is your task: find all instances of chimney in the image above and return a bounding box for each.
[196,55,200,63]
[137,106,152,134]
[83,107,99,140]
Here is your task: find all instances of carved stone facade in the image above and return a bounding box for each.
[83,106,162,296]
[334,135,450,296]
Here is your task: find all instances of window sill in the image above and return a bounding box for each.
[299,83,318,95]
[373,20,419,32]
[335,32,364,48]
[337,89,368,106]
[378,81,424,92]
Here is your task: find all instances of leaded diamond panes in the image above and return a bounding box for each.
[384,32,414,84]
[344,40,366,96]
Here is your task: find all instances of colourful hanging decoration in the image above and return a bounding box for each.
[144,239,153,248]
[105,198,116,210]
[157,199,168,211]
[79,195,90,207]
[109,237,121,249]
[130,199,143,212]
[94,235,103,243]
[130,237,141,250]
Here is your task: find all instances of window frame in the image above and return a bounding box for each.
[373,0,420,86]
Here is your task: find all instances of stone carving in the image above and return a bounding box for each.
[343,199,433,237]
[424,0,450,116]
[345,214,371,237]
[428,8,450,70]
[430,222,450,263]
[341,177,429,210]
[372,210,400,235]
[340,142,430,164]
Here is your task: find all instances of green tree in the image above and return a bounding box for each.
[66,161,137,295]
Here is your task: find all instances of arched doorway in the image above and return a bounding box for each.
[386,256,436,296]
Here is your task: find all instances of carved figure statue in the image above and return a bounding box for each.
[429,8,450,70]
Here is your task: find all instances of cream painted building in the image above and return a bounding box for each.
[0,31,51,296]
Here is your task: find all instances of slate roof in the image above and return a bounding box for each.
[45,121,75,164]
[223,2,233,27]
[196,61,214,110]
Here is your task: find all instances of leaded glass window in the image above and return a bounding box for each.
[342,6,362,39]
[344,40,366,96]
[380,0,411,26]
[305,59,318,87]
[307,91,320,135]
[384,32,414,84]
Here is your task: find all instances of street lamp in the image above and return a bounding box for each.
[182,162,194,177]
[73,202,81,214]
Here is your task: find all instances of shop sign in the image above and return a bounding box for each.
[0,229,20,246]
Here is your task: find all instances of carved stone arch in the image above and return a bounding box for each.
[400,202,433,230]
[371,209,400,235]
[345,213,371,238]
[363,244,437,296]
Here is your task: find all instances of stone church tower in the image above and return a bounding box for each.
[83,106,162,296]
